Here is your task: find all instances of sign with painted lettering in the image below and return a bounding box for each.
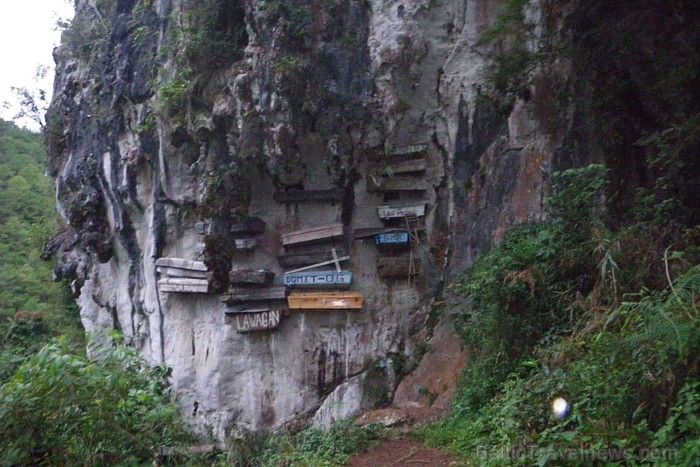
[228,308,282,333]
[283,270,352,286]
[375,231,409,245]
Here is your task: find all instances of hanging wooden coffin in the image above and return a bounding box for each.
[377,257,421,279]
[158,278,210,294]
[156,258,209,280]
[273,189,344,204]
[288,292,363,310]
[281,223,344,247]
[235,238,258,251]
[155,258,208,271]
[221,286,287,304]
[157,267,209,279]
[230,217,266,237]
[283,270,352,287]
[389,144,427,157]
[278,248,349,268]
[369,158,426,178]
[377,203,427,220]
[367,176,428,192]
[229,269,275,286]
[375,231,410,245]
[226,307,282,333]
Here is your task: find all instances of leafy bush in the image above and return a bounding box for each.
[0,339,193,465]
[423,164,699,464]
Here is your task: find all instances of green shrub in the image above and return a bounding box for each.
[0,339,193,465]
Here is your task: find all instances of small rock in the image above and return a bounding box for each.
[356,407,410,427]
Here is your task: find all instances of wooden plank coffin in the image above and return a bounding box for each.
[235,238,258,251]
[226,307,282,333]
[278,248,349,268]
[221,286,287,304]
[273,189,344,204]
[283,270,352,287]
[367,177,428,192]
[369,158,426,178]
[158,278,209,294]
[288,292,363,310]
[281,223,344,247]
[157,267,209,279]
[155,258,208,271]
[377,257,421,278]
[230,217,266,237]
[229,269,275,286]
[390,144,427,156]
[354,227,393,239]
[375,231,410,245]
[377,203,427,219]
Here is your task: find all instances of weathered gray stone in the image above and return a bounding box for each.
[46,0,589,441]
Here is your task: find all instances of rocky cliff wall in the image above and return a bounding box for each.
[45,0,585,439]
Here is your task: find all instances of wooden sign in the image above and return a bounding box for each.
[158,278,209,294]
[281,223,344,247]
[226,307,282,333]
[278,248,349,268]
[229,269,275,286]
[288,292,363,310]
[230,217,266,237]
[375,231,409,245]
[377,257,420,278]
[284,270,352,286]
[221,286,287,304]
[273,189,344,204]
[377,203,426,219]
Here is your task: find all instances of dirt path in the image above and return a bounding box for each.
[348,436,459,466]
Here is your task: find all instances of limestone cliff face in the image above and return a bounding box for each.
[46,0,584,438]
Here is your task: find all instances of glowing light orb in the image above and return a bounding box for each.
[552,397,569,418]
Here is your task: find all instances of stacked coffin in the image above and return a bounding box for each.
[367,144,427,193]
[278,222,361,311]
[222,268,286,333]
[157,258,210,293]
[366,144,430,280]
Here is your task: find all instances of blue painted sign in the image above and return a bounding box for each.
[375,231,410,245]
[283,270,352,286]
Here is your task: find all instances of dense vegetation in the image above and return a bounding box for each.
[0,121,200,465]
[0,119,82,380]
[421,167,699,465]
[420,2,700,464]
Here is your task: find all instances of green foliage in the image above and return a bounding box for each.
[480,0,536,110]
[425,164,699,464]
[0,339,194,465]
[0,120,82,381]
[225,418,385,466]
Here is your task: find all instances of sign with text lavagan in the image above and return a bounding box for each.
[283,270,352,286]
[227,308,282,333]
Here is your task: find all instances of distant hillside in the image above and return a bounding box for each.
[0,119,81,380]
